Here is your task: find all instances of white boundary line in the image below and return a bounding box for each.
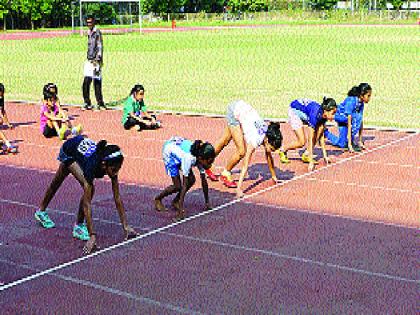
[0,199,420,290]
[1,197,419,289]
[0,131,416,292]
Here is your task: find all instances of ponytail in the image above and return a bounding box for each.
[348,83,372,97]
[96,140,124,167]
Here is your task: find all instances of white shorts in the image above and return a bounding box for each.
[288,108,308,131]
[83,60,102,80]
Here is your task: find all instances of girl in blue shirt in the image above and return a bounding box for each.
[278,97,337,171]
[154,137,215,221]
[325,83,372,152]
[35,135,138,254]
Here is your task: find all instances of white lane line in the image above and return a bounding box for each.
[0,259,205,315]
[0,132,417,293]
[352,159,420,169]
[0,199,420,293]
[306,178,420,194]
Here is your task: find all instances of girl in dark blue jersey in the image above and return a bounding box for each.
[35,135,137,254]
[278,97,337,171]
[324,83,372,152]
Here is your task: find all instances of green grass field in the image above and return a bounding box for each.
[0,25,418,128]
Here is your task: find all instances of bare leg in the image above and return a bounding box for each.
[214,126,232,156]
[155,176,182,212]
[40,163,70,211]
[283,128,306,153]
[226,126,246,172]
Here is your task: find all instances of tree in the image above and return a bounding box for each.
[309,0,339,10]
[11,0,54,29]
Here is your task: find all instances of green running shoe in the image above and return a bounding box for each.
[35,210,55,229]
[73,223,90,241]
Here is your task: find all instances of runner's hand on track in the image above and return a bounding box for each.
[324,156,332,165]
[308,162,316,172]
[236,189,244,199]
[124,226,138,240]
[205,202,212,210]
[83,235,97,255]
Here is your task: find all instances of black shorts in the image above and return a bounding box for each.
[123,115,158,131]
[43,125,57,138]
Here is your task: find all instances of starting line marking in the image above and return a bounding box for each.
[0,132,417,293]
[305,178,420,194]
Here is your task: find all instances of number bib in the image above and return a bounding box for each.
[77,138,97,158]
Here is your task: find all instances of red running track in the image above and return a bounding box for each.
[0,102,418,313]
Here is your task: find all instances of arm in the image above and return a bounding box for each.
[236,143,255,198]
[317,125,330,164]
[1,108,13,129]
[177,175,190,212]
[264,146,277,183]
[96,31,103,63]
[43,110,66,122]
[200,172,211,209]
[82,182,96,254]
[359,121,365,148]
[111,176,137,239]
[307,127,317,172]
[347,115,354,152]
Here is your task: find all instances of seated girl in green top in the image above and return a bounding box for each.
[122,84,161,131]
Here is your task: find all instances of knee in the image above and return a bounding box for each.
[238,148,246,159]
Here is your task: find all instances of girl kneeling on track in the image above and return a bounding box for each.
[0,83,17,154]
[154,137,215,222]
[278,97,337,172]
[324,83,372,152]
[122,84,161,131]
[40,83,82,140]
[205,100,283,198]
[35,135,138,254]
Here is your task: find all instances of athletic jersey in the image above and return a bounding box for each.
[336,96,364,118]
[122,96,148,124]
[40,102,59,132]
[60,135,106,183]
[233,100,267,148]
[163,137,204,177]
[290,98,325,129]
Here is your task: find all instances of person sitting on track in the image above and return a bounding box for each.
[0,83,13,129]
[154,137,215,222]
[0,83,17,154]
[205,100,283,198]
[324,83,372,152]
[277,97,337,172]
[35,135,138,254]
[122,84,161,132]
[40,83,82,140]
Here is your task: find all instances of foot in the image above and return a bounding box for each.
[58,125,68,140]
[278,150,290,164]
[35,210,55,229]
[171,199,181,211]
[220,170,237,188]
[301,153,318,164]
[82,103,93,111]
[71,124,83,136]
[73,223,90,241]
[154,199,167,212]
[5,145,18,154]
[97,103,107,111]
[173,209,186,222]
[205,168,219,182]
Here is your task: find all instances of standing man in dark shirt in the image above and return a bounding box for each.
[82,17,106,111]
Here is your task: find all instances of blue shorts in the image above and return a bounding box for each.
[57,146,75,165]
[163,141,181,178]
